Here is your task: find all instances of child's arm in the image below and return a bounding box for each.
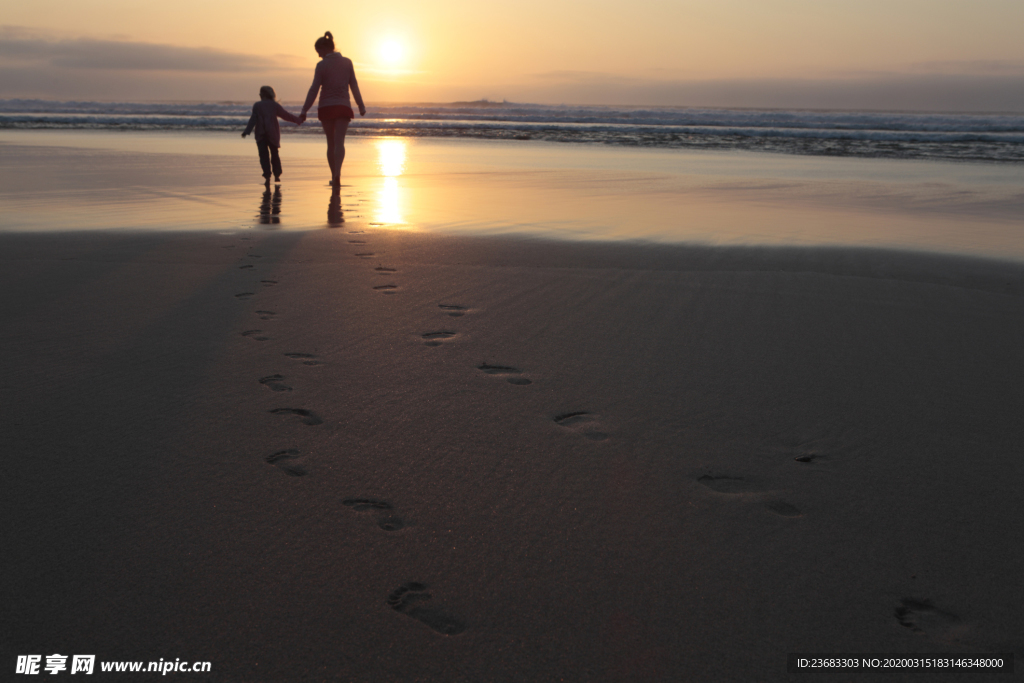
[275,103,302,125]
[350,68,366,116]
[241,105,258,137]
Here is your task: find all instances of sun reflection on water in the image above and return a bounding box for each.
[375,139,406,225]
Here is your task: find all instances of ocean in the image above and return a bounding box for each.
[2,99,1024,164]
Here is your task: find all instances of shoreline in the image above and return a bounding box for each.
[3,131,1024,262]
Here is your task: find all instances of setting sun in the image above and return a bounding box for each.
[377,39,405,67]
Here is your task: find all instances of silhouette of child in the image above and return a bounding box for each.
[242,86,302,183]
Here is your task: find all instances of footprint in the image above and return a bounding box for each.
[284,353,323,366]
[255,310,276,320]
[895,599,1019,652]
[269,408,322,426]
[376,517,405,532]
[241,329,269,342]
[259,374,292,392]
[772,429,844,463]
[374,285,398,295]
[387,583,465,636]
[342,498,405,531]
[375,265,397,273]
[261,280,277,287]
[553,411,593,426]
[895,599,963,637]
[239,264,254,269]
[235,292,254,300]
[696,475,764,494]
[265,449,307,477]
[422,331,456,347]
[348,240,367,244]
[343,498,391,512]
[553,412,609,441]
[355,252,375,258]
[438,304,468,317]
[478,363,532,385]
[699,476,801,516]
[248,254,262,259]
[764,500,802,517]
[348,230,364,233]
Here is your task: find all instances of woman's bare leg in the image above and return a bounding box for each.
[331,120,351,185]
[321,118,336,181]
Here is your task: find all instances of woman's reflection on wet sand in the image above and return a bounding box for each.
[327,186,344,227]
[258,185,282,226]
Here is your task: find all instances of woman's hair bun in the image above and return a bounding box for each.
[314,31,336,52]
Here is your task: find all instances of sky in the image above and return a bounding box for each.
[2,0,1024,111]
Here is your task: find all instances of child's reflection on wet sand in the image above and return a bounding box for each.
[257,184,282,226]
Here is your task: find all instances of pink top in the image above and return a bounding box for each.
[301,52,365,115]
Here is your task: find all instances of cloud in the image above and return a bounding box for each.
[355,65,430,79]
[532,70,640,85]
[0,26,298,72]
[905,60,1024,76]
[2,26,1022,111]
[0,65,314,101]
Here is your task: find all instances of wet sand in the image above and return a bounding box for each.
[4,131,1024,259]
[1,133,1023,680]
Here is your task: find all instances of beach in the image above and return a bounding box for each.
[1,131,1023,680]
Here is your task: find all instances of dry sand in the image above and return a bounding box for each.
[2,226,1023,680]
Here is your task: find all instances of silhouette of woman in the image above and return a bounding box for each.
[299,31,366,187]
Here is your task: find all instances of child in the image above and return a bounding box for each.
[241,86,303,183]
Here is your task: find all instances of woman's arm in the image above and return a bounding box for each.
[349,66,366,116]
[301,63,323,117]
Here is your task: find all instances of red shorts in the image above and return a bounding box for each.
[317,105,354,121]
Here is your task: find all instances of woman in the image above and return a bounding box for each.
[300,31,366,186]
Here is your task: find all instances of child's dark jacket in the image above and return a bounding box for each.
[243,100,301,148]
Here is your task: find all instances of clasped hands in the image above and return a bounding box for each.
[242,108,363,137]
